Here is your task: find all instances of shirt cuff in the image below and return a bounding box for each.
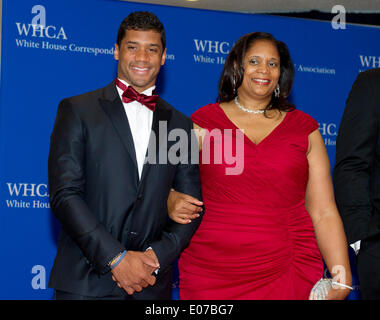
[350,240,361,255]
[146,247,159,274]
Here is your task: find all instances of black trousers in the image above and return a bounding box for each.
[357,235,380,300]
[55,266,173,300]
[55,289,128,300]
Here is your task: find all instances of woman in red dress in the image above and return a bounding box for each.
[168,32,352,300]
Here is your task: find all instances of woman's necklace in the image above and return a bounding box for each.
[234,96,266,114]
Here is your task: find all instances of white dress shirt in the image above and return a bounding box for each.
[116,78,155,179]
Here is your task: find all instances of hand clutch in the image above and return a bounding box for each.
[309,278,332,300]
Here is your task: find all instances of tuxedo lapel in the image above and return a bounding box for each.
[99,81,139,177]
[139,97,172,185]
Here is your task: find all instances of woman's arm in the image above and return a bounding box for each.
[305,129,352,300]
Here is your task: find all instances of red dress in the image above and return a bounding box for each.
[178,103,323,300]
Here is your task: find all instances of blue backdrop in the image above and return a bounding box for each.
[1,0,379,299]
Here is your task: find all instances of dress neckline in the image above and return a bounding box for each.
[216,102,291,147]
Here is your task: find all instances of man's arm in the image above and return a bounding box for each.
[48,99,126,274]
[148,120,204,271]
[333,71,379,245]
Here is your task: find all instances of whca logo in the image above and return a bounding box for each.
[15,5,68,40]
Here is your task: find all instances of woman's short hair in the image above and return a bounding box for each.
[218,32,295,113]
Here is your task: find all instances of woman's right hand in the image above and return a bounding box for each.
[167,189,203,224]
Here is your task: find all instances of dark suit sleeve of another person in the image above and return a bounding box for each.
[333,70,380,244]
[48,99,125,274]
[149,120,203,271]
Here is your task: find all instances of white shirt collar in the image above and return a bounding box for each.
[116,78,156,96]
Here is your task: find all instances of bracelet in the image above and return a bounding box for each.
[331,281,353,290]
[109,250,127,269]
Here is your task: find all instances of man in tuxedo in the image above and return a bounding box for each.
[333,68,380,299]
[48,11,203,300]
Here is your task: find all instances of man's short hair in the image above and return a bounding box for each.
[116,11,166,50]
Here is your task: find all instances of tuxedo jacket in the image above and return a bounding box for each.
[48,80,203,298]
[333,68,380,258]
